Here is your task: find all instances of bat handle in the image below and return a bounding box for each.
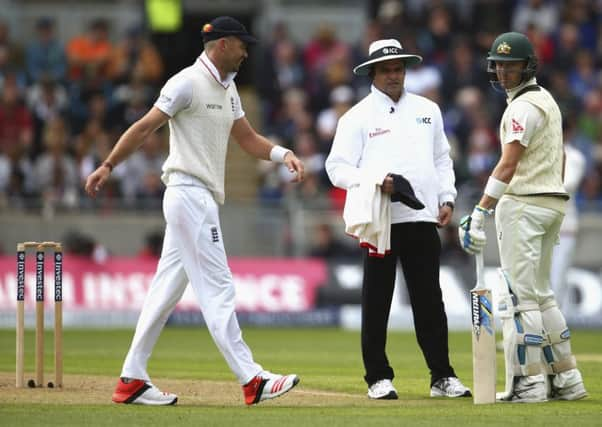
[475,252,485,286]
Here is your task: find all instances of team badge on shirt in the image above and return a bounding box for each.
[211,227,220,243]
[511,118,525,133]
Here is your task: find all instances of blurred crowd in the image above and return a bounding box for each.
[1,0,602,218]
[0,17,167,213]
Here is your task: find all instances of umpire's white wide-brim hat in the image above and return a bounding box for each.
[353,39,422,76]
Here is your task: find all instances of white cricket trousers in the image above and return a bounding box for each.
[121,182,262,384]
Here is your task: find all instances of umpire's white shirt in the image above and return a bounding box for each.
[326,85,456,224]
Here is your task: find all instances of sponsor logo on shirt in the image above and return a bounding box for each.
[159,94,172,104]
[511,118,524,133]
[206,103,223,110]
[230,97,236,112]
[415,117,431,124]
[368,128,391,138]
[211,227,220,243]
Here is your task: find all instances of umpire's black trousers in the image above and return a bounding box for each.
[361,222,456,387]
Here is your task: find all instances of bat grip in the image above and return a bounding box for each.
[474,252,485,290]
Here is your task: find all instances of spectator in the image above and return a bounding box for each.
[118,129,167,206]
[254,22,304,128]
[303,23,351,111]
[511,0,559,35]
[279,131,326,204]
[66,19,113,82]
[551,23,581,72]
[108,26,163,85]
[416,5,454,66]
[25,17,67,84]
[440,36,488,109]
[270,87,313,145]
[25,74,68,157]
[113,69,156,130]
[316,85,354,153]
[576,90,601,144]
[567,49,599,99]
[33,117,79,213]
[0,76,33,158]
[0,20,26,89]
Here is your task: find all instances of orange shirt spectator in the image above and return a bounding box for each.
[66,19,112,81]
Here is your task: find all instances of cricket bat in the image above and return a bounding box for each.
[470,252,496,404]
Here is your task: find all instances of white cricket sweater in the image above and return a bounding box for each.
[501,81,567,199]
[157,53,243,204]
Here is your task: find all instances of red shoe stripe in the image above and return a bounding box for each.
[272,376,287,393]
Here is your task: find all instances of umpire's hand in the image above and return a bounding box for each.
[284,152,305,182]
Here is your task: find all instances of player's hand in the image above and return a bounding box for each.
[381,175,394,194]
[437,204,453,227]
[284,152,305,182]
[458,205,491,254]
[84,164,112,198]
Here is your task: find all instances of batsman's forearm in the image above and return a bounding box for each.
[478,162,517,209]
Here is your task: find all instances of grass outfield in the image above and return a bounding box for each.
[0,327,600,426]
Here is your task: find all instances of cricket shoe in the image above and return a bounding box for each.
[243,371,299,405]
[112,378,178,405]
[430,377,472,398]
[367,379,398,400]
[496,375,547,403]
[550,369,588,401]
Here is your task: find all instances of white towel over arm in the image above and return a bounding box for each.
[343,170,391,257]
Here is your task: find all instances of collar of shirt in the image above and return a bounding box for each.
[198,51,237,88]
[370,84,405,114]
[506,77,537,103]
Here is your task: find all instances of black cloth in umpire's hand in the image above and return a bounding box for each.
[389,173,425,210]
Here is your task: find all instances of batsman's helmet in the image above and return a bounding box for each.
[486,32,537,85]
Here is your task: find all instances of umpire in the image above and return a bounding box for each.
[325,39,470,399]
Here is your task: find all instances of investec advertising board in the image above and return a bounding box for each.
[0,256,600,328]
[0,256,329,327]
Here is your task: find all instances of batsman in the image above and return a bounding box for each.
[458,32,587,403]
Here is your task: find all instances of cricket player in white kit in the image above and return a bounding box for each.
[458,32,587,403]
[85,16,303,406]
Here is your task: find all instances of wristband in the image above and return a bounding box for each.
[475,205,494,215]
[102,161,114,172]
[269,145,291,163]
[484,176,507,199]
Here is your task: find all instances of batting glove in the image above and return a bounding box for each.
[458,205,492,254]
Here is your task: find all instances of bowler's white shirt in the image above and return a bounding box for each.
[155,52,244,119]
[326,85,456,224]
